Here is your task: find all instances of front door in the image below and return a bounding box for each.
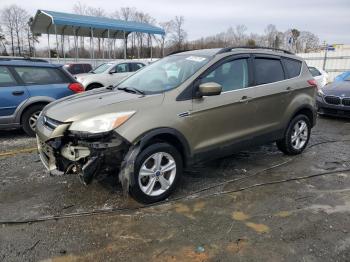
[191,56,258,154]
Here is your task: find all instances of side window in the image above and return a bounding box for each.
[14,67,68,85]
[284,58,302,78]
[0,66,17,87]
[115,63,129,73]
[309,67,321,77]
[254,58,284,85]
[73,64,84,74]
[201,59,249,92]
[134,63,145,71]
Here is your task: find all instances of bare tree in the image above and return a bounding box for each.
[168,16,187,51]
[0,26,8,55]
[1,6,16,55]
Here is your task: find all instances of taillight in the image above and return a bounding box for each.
[68,83,84,93]
[307,79,318,89]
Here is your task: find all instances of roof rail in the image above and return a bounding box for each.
[166,49,191,56]
[0,57,49,63]
[217,46,294,55]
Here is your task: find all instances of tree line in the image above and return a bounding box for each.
[0,2,320,58]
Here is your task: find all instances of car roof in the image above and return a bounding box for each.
[0,60,61,68]
[171,47,301,61]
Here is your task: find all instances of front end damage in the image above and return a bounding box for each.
[37,129,130,185]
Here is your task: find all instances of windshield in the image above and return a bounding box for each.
[117,54,210,94]
[91,63,113,74]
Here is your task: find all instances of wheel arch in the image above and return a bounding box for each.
[86,82,104,90]
[15,97,54,124]
[290,105,316,127]
[136,128,192,167]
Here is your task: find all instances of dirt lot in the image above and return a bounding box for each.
[0,116,350,262]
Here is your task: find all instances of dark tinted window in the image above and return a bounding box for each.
[284,58,302,78]
[14,67,68,85]
[255,58,284,85]
[72,64,84,74]
[0,66,17,87]
[309,67,321,77]
[84,64,92,72]
[131,63,145,72]
[201,59,249,92]
[115,63,129,73]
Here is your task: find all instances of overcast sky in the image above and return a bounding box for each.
[2,0,350,43]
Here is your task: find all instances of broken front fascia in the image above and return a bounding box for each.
[38,130,130,184]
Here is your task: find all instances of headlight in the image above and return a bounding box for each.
[69,111,135,133]
[317,89,324,97]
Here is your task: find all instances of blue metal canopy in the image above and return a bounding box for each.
[31,10,165,38]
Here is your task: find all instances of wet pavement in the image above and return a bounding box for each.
[0,116,350,261]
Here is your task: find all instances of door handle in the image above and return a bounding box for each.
[239,96,253,103]
[12,90,24,96]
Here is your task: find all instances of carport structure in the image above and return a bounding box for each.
[30,10,165,62]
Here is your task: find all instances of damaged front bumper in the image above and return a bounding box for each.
[36,116,130,184]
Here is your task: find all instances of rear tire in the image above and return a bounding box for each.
[21,104,45,136]
[130,143,183,204]
[276,114,311,155]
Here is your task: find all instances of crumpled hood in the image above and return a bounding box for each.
[43,88,164,123]
[322,81,350,96]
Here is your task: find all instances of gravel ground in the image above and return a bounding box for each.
[0,116,350,261]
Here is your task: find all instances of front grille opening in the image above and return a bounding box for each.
[342,98,350,106]
[324,96,341,105]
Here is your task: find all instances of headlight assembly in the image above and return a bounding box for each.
[69,111,135,133]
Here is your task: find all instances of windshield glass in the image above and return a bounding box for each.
[117,54,210,94]
[91,63,113,74]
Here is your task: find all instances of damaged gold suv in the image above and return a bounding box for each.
[36,47,317,203]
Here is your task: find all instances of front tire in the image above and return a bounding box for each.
[130,143,183,204]
[21,104,45,136]
[276,114,311,155]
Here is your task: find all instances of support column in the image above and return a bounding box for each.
[123,31,127,59]
[162,35,165,58]
[107,29,110,60]
[54,24,59,63]
[149,34,153,61]
[91,28,95,67]
[47,30,51,61]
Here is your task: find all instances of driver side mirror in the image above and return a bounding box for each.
[109,69,116,74]
[197,82,222,97]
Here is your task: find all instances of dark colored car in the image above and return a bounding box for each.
[63,63,93,75]
[317,76,350,118]
[0,60,84,136]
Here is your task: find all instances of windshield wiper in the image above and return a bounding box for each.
[117,87,145,95]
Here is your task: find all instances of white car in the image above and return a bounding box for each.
[75,60,146,90]
[308,66,329,88]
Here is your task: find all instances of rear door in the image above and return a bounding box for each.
[12,66,73,99]
[250,55,289,136]
[0,66,29,118]
[191,55,258,153]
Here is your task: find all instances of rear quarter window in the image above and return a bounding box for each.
[13,67,69,85]
[284,58,302,78]
[254,58,285,85]
[309,67,321,77]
